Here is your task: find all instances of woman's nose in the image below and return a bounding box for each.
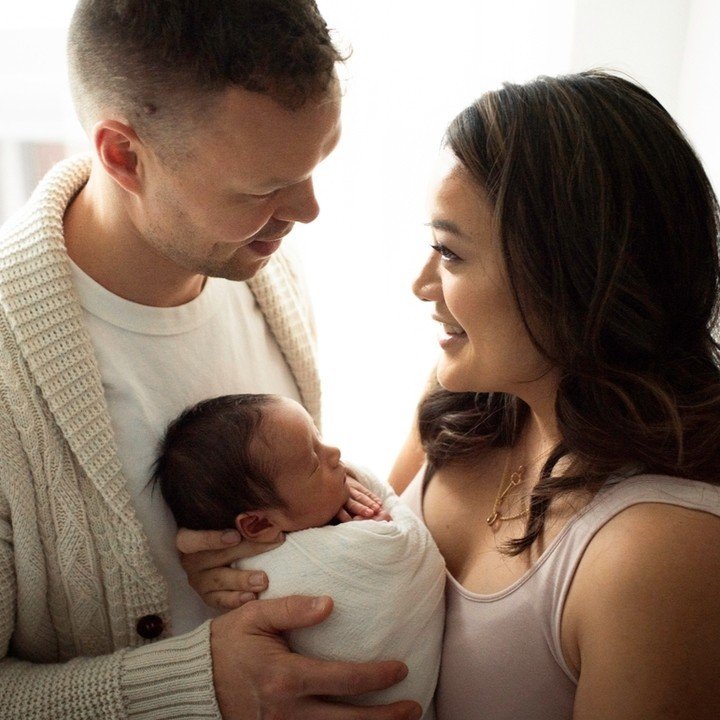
[412,252,441,302]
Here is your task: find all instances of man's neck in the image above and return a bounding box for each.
[63,166,205,307]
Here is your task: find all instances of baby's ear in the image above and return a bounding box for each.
[235,512,283,543]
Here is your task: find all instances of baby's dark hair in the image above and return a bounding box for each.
[152,394,287,530]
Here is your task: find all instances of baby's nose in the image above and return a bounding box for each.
[327,445,341,466]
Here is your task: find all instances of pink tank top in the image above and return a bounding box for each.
[402,472,720,720]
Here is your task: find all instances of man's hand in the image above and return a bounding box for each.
[211,595,423,720]
[177,528,283,609]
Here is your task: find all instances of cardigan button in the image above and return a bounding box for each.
[136,614,164,639]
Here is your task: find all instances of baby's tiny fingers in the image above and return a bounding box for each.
[344,497,376,517]
[335,507,353,523]
[365,489,383,504]
[347,486,380,508]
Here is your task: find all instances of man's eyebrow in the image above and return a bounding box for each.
[426,219,470,239]
[263,173,310,190]
[263,178,291,188]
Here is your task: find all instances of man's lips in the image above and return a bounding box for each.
[246,226,293,257]
[248,238,283,257]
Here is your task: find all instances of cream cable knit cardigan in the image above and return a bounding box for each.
[0,156,321,718]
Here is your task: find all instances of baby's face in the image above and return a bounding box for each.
[259,398,350,531]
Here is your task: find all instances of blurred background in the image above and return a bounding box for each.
[2,0,719,479]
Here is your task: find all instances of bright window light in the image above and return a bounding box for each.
[1,0,717,480]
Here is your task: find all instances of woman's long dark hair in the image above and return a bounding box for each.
[418,70,720,554]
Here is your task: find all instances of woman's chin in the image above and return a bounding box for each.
[435,367,474,393]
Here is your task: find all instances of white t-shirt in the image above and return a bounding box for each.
[69,259,302,634]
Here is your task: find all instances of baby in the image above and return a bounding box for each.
[153,393,445,718]
[154,393,391,537]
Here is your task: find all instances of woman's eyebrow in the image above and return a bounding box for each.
[425,219,470,239]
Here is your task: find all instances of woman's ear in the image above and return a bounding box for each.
[235,512,283,543]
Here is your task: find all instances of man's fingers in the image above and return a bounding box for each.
[291,654,411,699]
[176,527,241,553]
[180,539,284,574]
[188,566,269,596]
[234,537,285,558]
[241,595,335,635]
[201,590,258,610]
[180,545,254,574]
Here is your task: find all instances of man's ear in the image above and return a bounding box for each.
[235,512,283,543]
[92,120,144,195]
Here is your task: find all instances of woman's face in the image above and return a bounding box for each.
[412,151,555,400]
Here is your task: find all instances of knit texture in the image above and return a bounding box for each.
[0,156,321,718]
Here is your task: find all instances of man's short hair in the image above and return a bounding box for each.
[67,0,344,145]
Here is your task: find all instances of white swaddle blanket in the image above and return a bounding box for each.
[233,467,445,717]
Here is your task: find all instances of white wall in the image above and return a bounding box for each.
[569,0,693,113]
[300,0,576,474]
[677,0,720,191]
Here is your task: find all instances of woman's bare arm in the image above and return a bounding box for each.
[563,502,720,720]
[387,423,425,495]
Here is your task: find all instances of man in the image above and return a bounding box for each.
[0,1,421,718]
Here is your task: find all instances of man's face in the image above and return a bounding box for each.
[133,83,342,281]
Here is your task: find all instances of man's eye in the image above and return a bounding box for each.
[431,243,461,261]
[247,189,278,199]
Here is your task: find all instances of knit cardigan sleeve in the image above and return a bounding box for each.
[0,154,320,718]
[0,387,221,719]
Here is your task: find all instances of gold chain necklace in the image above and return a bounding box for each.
[486,463,528,526]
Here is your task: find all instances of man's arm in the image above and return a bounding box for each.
[0,391,418,720]
[0,389,218,718]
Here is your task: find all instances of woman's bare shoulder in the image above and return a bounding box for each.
[563,499,720,720]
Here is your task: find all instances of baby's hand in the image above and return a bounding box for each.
[335,474,392,523]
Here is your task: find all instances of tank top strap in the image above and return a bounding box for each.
[543,474,720,682]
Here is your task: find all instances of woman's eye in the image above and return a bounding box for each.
[431,243,461,261]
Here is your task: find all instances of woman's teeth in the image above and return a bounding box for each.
[443,323,465,335]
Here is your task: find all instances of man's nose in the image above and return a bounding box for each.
[274,178,320,224]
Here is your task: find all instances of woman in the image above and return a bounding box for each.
[395,69,720,719]
[181,71,720,719]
